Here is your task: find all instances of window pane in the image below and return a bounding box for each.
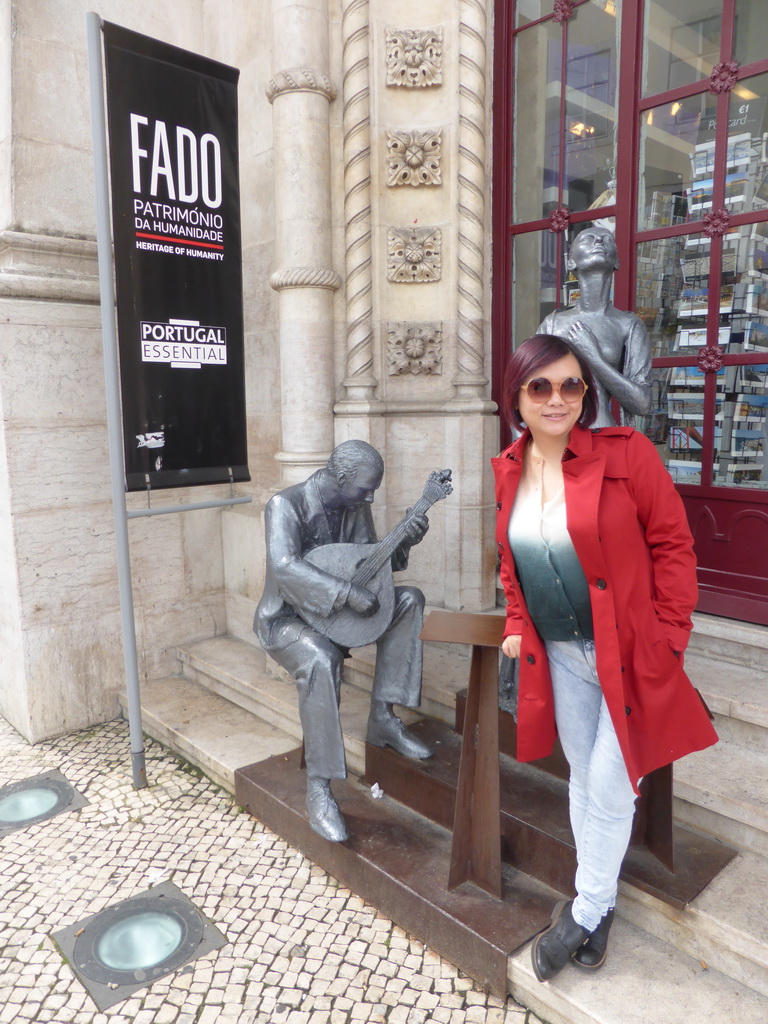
[564,1,620,214]
[727,73,768,217]
[635,222,768,359]
[715,221,768,353]
[512,230,564,341]
[635,238,689,357]
[663,361,719,486]
[636,365,705,484]
[713,364,768,488]
[734,1,768,70]
[643,0,720,98]
[642,362,731,486]
[513,18,563,223]
[637,93,713,232]
[516,0,555,29]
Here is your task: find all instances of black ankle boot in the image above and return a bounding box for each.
[572,908,614,969]
[531,900,590,982]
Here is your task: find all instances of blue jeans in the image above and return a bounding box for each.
[545,639,639,933]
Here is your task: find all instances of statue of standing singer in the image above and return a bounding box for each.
[538,227,652,427]
[255,440,451,843]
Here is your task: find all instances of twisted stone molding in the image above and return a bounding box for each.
[269,267,342,291]
[341,0,376,395]
[266,67,337,104]
[455,0,489,390]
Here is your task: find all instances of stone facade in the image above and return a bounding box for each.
[0,0,498,742]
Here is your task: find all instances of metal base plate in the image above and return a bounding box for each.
[235,748,560,999]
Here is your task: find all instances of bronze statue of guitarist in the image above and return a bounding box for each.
[255,440,452,842]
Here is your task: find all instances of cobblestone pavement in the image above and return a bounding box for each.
[0,717,543,1024]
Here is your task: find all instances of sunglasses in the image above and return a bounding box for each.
[521,376,588,403]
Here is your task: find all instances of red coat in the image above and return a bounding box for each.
[492,425,718,791]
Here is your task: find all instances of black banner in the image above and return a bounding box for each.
[103,23,249,490]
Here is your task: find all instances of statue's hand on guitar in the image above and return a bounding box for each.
[401,511,429,548]
[347,584,380,617]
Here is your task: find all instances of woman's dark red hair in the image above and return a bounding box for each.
[501,334,598,431]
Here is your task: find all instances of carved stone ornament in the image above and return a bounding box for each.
[548,206,570,233]
[386,129,442,187]
[553,0,575,23]
[266,68,337,104]
[387,227,442,282]
[703,208,731,237]
[698,345,724,373]
[710,61,739,94]
[386,27,443,88]
[388,322,443,375]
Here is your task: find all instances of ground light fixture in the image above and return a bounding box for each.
[0,770,88,837]
[52,881,227,1010]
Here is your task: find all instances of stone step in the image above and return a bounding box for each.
[685,649,768,753]
[140,674,766,1010]
[225,603,768,741]
[119,674,296,792]
[508,913,768,1024]
[689,611,768,670]
[618,848,768,1000]
[674,739,768,857]
[176,635,423,779]
[344,639,470,726]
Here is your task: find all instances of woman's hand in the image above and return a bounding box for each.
[501,634,522,660]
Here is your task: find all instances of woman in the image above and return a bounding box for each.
[492,334,717,982]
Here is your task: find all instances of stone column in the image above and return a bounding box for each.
[445,0,497,611]
[268,0,340,485]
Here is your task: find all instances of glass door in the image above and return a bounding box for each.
[493,0,768,623]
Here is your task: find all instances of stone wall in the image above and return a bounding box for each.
[0,0,499,742]
[0,0,225,741]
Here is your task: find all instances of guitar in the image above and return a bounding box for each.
[300,469,453,648]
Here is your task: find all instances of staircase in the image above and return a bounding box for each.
[124,610,768,1023]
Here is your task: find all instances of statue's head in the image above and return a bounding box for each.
[327,440,384,507]
[567,227,619,275]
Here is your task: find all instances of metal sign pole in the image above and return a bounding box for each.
[86,11,147,789]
